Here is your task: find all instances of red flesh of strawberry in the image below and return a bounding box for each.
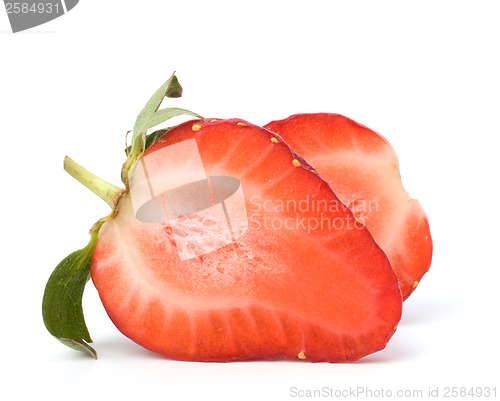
[265,114,432,300]
[91,118,402,362]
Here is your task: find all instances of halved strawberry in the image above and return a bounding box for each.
[90,118,402,362]
[264,114,432,300]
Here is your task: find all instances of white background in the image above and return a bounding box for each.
[1,1,499,400]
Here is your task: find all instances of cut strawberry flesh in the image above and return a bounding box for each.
[265,114,432,300]
[91,118,402,362]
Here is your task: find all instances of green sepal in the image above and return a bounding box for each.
[165,75,183,98]
[122,73,203,184]
[42,231,99,359]
[125,128,171,155]
[132,73,201,141]
[142,107,202,133]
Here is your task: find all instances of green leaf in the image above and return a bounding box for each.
[42,232,99,359]
[132,72,178,137]
[125,128,171,155]
[144,128,170,150]
[142,107,202,132]
[165,75,183,98]
[122,74,203,184]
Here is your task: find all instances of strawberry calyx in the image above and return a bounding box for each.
[121,73,202,188]
[42,74,202,358]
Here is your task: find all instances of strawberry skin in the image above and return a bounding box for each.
[264,114,432,300]
[91,118,402,362]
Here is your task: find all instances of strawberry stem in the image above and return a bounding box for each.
[64,156,124,208]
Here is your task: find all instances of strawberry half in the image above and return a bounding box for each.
[264,113,432,300]
[90,118,402,362]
